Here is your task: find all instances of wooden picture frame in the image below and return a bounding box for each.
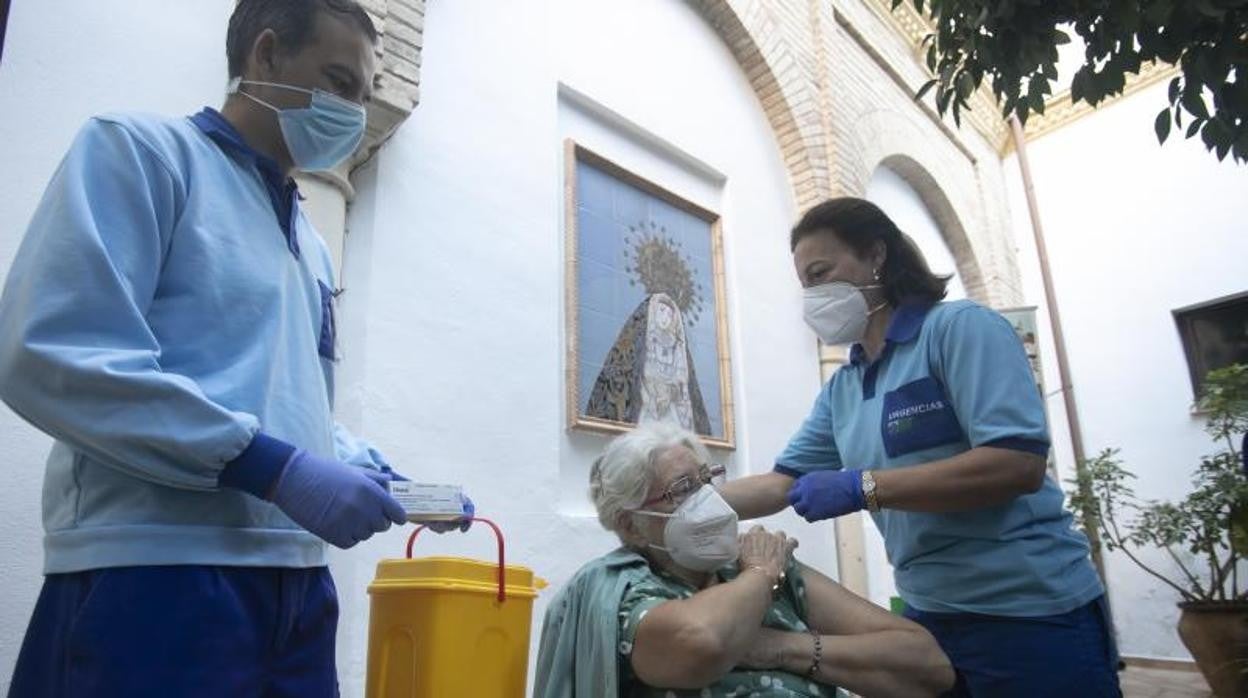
[564,140,735,449]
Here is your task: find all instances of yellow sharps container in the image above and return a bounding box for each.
[365,518,546,698]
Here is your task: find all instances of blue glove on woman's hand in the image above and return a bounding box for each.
[787,469,866,522]
[425,495,475,534]
[271,450,407,549]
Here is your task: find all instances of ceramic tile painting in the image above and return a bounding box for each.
[564,142,734,448]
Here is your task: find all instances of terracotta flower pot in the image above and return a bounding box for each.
[1176,601,1248,698]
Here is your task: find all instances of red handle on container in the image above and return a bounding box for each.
[405,517,506,602]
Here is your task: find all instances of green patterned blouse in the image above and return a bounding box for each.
[616,562,840,698]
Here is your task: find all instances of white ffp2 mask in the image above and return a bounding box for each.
[634,486,739,572]
[802,281,884,345]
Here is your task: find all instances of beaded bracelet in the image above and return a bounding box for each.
[806,630,823,678]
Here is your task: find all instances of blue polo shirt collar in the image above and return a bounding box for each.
[189,107,301,259]
[849,299,935,366]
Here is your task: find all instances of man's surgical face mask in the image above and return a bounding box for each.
[230,79,366,172]
[633,484,740,573]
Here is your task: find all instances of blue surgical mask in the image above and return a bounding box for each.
[231,79,366,172]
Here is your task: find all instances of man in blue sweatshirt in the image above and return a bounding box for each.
[0,2,470,696]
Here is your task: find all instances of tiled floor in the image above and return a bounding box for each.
[1120,665,1211,698]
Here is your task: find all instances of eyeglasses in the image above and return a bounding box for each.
[641,463,727,508]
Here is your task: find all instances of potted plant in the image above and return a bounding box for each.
[1067,364,1248,698]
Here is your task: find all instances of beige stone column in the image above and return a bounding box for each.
[295,165,353,274]
[817,343,871,596]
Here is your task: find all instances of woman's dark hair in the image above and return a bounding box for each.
[226,0,378,79]
[790,197,951,305]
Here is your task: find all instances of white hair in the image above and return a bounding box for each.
[588,421,712,538]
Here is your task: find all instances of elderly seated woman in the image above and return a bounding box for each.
[535,422,953,698]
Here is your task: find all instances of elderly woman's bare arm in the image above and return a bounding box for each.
[717,471,793,520]
[743,626,952,698]
[775,562,953,696]
[628,527,793,689]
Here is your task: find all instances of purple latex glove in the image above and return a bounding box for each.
[788,469,866,522]
[270,450,407,549]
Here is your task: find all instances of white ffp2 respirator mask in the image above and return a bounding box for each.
[633,486,739,572]
[802,281,884,345]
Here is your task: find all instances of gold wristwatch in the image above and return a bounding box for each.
[861,470,880,512]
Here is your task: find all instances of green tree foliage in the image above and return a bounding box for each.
[1066,365,1248,602]
[896,0,1248,163]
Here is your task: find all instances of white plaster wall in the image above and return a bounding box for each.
[332,0,838,694]
[0,1,233,690]
[860,166,967,608]
[1005,81,1248,660]
[868,166,968,301]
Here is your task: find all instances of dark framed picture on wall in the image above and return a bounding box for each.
[563,140,735,449]
[1174,291,1248,399]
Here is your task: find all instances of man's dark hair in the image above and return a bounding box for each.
[790,197,951,305]
[226,0,378,78]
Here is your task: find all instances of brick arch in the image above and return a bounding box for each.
[356,0,426,167]
[841,107,992,303]
[874,153,988,303]
[689,0,830,212]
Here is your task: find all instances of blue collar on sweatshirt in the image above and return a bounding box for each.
[189,107,301,258]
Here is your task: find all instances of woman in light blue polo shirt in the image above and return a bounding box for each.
[721,198,1118,697]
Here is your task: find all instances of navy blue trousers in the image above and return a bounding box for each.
[8,566,339,698]
[907,595,1121,698]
